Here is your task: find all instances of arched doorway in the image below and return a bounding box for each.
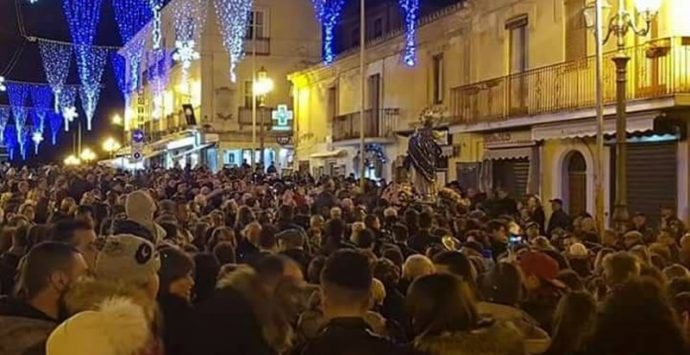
[565,151,587,216]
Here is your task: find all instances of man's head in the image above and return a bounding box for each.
[51,219,97,253]
[15,242,87,314]
[632,212,647,228]
[418,211,433,231]
[550,198,563,211]
[602,251,641,289]
[75,205,95,227]
[661,206,675,219]
[277,229,305,251]
[488,220,508,243]
[518,251,564,292]
[364,214,381,231]
[243,222,263,247]
[320,250,373,319]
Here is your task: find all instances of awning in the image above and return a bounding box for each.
[170,143,216,159]
[310,149,346,159]
[531,112,657,141]
[483,146,532,160]
[144,149,167,159]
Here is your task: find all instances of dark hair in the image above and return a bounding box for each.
[192,253,220,304]
[159,222,179,242]
[50,219,93,246]
[382,246,404,268]
[307,256,326,284]
[15,242,80,299]
[588,278,689,355]
[324,218,345,240]
[418,212,433,230]
[407,273,478,337]
[391,223,408,243]
[556,269,584,291]
[668,276,690,297]
[354,229,375,249]
[487,220,506,233]
[213,241,236,265]
[603,251,640,288]
[321,250,372,305]
[373,258,400,288]
[158,247,195,297]
[363,214,378,229]
[75,205,94,217]
[479,261,522,306]
[259,224,278,250]
[544,291,596,355]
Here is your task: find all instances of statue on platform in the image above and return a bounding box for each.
[405,109,443,202]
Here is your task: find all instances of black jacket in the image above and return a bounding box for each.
[300,317,398,355]
[158,294,194,355]
[547,210,571,235]
[185,287,274,355]
[409,229,438,253]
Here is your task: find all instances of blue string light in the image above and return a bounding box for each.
[0,108,8,144]
[74,45,107,131]
[111,52,127,96]
[312,0,345,64]
[63,0,104,46]
[48,111,63,145]
[214,0,252,82]
[172,0,207,80]
[30,85,53,134]
[398,0,420,66]
[38,41,72,112]
[112,0,152,43]
[6,84,29,152]
[19,129,31,160]
[58,86,78,132]
[4,126,17,160]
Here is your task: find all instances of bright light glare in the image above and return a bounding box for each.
[634,0,661,15]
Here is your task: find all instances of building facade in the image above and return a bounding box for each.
[291,0,690,224]
[120,0,321,172]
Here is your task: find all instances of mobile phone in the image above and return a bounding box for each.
[508,235,523,245]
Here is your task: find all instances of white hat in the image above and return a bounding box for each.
[47,297,150,355]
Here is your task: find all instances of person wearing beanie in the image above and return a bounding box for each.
[46,297,151,355]
[158,247,195,355]
[95,234,161,300]
[112,190,166,245]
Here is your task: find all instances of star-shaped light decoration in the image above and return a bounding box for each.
[62,106,78,131]
[0,76,6,92]
[172,40,200,70]
[32,131,44,154]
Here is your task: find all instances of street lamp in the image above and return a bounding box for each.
[112,114,123,126]
[585,0,660,231]
[252,66,274,168]
[80,147,97,163]
[102,137,121,159]
[64,155,81,166]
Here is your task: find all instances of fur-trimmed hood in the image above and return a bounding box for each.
[64,276,157,322]
[47,297,150,355]
[414,322,526,355]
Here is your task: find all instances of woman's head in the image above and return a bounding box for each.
[548,291,597,354]
[479,261,522,306]
[406,273,478,337]
[158,247,195,301]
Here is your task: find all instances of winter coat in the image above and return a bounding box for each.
[411,322,526,355]
[158,294,193,355]
[300,317,399,355]
[0,297,57,355]
[476,302,550,354]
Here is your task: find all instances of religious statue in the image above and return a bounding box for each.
[405,109,443,202]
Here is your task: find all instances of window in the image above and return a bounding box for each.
[432,54,444,104]
[373,18,383,38]
[244,81,253,108]
[565,0,586,60]
[327,86,338,121]
[506,16,528,74]
[246,10,268,39]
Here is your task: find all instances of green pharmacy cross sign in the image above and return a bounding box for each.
[272,105,293,131]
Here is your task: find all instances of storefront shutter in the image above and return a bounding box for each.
[626,141,677,223]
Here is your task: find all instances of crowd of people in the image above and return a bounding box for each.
[0,164,689,354]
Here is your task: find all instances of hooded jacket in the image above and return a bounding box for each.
[476,302,550,354]
[0,314,55,355]
[412,322,526,355]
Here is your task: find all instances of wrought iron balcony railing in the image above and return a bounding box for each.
[332,108,399,141]
[450,37,690,124]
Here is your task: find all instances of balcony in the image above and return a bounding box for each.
[450,37,690,125]
[243,37,270,56]
[332,108,399,142]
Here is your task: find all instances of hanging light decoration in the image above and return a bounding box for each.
[112,0,152,43]
[0,76,6,92]
[214,0,252,82]
[172,0,208,82]
[4,126,17,160]
[58,86,78,132]
[312,0,346,64]
[74,45,107,131]
[0,108,9,143]
[6,83,29,151]
[31,129,44,155]
[19,129,31,160]
[147,48,171,121]
[63,0,106,131]
[111,52,127,96]
[398,0,420,66]
[48,111,63,145]
[30,85,52,135]
[38,41,72,112]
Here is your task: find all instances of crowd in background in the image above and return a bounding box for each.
[0,163,689,354]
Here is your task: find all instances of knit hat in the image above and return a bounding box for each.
[95,234,160,286]
[46,297,150,355]
[125,190,156,222]
[159,247,194,289]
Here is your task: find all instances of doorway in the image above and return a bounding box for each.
[565,151,587,216]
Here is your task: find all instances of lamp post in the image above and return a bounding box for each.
[103,137,122,160]
[359,0,366,189]
[253,66,274,169]
[584,0,660,231]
